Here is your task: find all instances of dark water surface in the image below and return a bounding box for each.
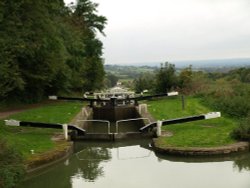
[18,140,250,188]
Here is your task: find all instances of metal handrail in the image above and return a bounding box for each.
[77,120,111,134]
[115,118,151,133]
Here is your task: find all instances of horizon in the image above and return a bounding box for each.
[104,57,250,67]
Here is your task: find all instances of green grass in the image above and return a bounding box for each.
[119,78,133,82]
[146,96,237,148]
[8,101,83,123]
[0,102,83,159]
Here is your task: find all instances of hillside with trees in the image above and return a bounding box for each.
[0,0,106,103]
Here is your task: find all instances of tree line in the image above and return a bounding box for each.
[0,0,106,103]
[134,63,250,140]
[134,62,250,117]
[133,62,192,94]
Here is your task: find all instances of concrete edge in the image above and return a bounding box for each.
[25,141,73,174]
[152,139,250,156]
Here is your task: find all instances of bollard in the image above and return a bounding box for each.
[138,104,142,114]
[144,104,148,113]
[62,124,68,140]
[156,121,162,137]
[138,104,147,114]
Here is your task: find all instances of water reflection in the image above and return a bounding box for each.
[155,150,250,172]
[74,146,111,182]
[17,140,250,188]
[233,153,250,172]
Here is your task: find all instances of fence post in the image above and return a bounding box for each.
[182,95,185,110]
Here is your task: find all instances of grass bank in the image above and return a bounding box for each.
[146,96,237,148]
[0,101,83,159]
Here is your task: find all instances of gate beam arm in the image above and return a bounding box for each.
[140,112,221,132]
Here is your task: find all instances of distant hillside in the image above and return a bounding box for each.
[105,65,157,80]
[174,58,250,68]
[105,58,250,79]
[108,58,250,68]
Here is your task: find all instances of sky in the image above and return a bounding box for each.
[64,0,250,65]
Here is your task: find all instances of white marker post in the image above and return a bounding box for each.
[4,120,20,126]
[156,120,162,137]
[204,112,221,119]
[49,96,58,100]
[62,124,68,140]
[167,91,179,96]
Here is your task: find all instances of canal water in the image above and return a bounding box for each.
[18,139,250,188]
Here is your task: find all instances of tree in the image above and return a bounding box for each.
[178,65,193,94]
[155,62,177,93]
[0,0,107,102]
[71,0,107,92]
[106,73,118,87]
[0,0,69,101]
[134,72,155,93]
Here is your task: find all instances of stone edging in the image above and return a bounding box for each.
[152,139,250,156]
[25,141,73,173]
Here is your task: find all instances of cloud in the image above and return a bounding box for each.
[93,0,250,63]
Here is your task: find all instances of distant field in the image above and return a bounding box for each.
[119,78,133,82]
[105,64,157,80]
[146,96,237,147]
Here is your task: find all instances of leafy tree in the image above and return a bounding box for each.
[227,67,250,83]
[134,72,155,93]
[231,114,250,141]
[178,65,193,94]
[155,62,177,93]
[105,73,118,87]
[0,0,107,102]
[0,0,68,101]
[187,71,210,95]
[70,0,107,92]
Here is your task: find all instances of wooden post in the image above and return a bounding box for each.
[182,95,185,110]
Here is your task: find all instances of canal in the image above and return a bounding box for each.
[18,139,250,188]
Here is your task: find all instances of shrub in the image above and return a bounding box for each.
[231,115,250,141]
[201,81,250,118]
[0,139,25,188]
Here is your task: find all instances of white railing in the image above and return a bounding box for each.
[115,118,151,133]
[77,120,111,134]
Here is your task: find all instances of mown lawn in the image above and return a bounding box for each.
[146,96,237,147]
[0,101,83,159]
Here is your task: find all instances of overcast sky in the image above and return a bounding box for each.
[64,0,250,65]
